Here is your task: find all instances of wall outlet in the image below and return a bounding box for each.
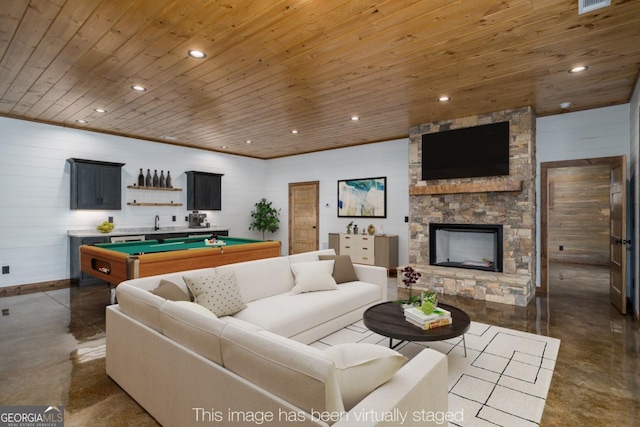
[2,266,9,274]
[559,245,564,251]
[172,215,176,222]
[108,216,113,223]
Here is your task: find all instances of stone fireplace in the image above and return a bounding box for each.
[403,107,536,306]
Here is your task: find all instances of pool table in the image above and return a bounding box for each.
[79,235,281,286]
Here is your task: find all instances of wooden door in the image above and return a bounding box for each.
[610,156,627,314]
[288,181,319,254]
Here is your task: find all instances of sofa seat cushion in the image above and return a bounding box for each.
[220,323,344,414]
[232,281,380,338]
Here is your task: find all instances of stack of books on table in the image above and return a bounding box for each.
[405,307,452,330]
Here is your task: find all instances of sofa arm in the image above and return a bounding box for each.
[335,349,448,427]
[352,264,388,301]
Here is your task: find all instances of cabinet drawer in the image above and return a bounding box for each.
[352,254,375,265]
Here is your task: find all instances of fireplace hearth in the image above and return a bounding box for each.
[429,223,503,272]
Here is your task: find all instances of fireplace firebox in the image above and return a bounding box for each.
[429,223,503,272]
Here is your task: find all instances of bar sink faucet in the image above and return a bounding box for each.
[154,215,160,231]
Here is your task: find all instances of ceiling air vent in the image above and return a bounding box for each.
[579,0,611,14]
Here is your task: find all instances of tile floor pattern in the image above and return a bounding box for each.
[310,320,561,426]
[0,262,638,426]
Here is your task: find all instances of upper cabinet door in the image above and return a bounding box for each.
[186,171,223,210]
[68,158,125,210]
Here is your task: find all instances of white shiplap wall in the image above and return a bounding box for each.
[263,139,410,263]
[0,117,266,288]
[535,104,631,288]
[2,103,636,300]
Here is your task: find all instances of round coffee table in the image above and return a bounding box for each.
[363,301,471,356]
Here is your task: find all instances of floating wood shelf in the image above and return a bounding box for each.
[410,180,523,195]
[127,202,183,206]
[127,185,182,191]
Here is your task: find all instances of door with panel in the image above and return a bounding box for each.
[288,181,319,254]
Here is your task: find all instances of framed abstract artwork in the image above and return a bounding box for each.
[337,177,387,218]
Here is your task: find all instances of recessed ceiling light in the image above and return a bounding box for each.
[94,108,107,113]
[568,65,588,73]
[76,119,88,124]
[188,50,207,59]
[245,140,252,144]
[161,135,177,141]
[291,129,299,134]
[351,116,360,121]
[437,96,451,102]
[131,85,147,92]
[560,102,571,109]
[221,145,228,149]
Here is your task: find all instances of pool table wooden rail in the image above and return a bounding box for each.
[79,240,281,285]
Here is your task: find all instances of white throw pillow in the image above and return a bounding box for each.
[322,343,407,410]
[183,271,246,317]
[290,260,338,294]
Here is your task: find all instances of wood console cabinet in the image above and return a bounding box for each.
[328,233,398,271]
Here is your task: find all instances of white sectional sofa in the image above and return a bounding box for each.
[106,249,448,427]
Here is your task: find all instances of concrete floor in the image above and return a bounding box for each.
[0,262,638,426]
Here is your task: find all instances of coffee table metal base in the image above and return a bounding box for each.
[387,334,467,356]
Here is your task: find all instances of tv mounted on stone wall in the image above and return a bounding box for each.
[421,121,510,180]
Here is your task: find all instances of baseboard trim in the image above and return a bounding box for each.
[0,279,71,298]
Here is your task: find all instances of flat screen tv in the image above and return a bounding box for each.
[421,121,510,180]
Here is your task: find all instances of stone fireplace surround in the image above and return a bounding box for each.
[401,107,536,307]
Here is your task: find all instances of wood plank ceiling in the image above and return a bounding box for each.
[0,0,639,159]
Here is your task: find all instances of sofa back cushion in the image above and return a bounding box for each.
[116,282,165,332]
[288,249,336,264]
[159,300,227,365]
[220,323,345,415]
[215,256,295,303]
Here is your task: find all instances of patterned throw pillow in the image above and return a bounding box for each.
[183,271,246,317]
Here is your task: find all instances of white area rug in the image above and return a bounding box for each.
[310,320,560,427]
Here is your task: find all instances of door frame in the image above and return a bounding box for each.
[539,155,625,294]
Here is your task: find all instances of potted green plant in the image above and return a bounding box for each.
[419,291,438,314]
[346,221,353,234]
[249,198,281,240]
